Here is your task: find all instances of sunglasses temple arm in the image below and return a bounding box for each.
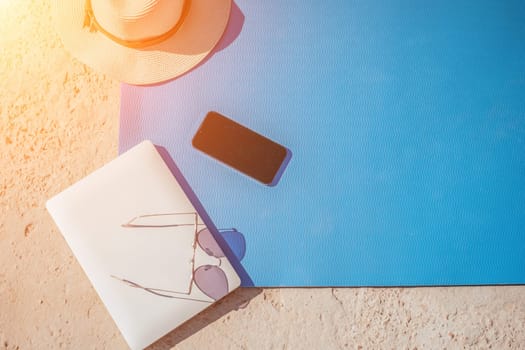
[121,212,206,228]
[110,275,212,303]
[121,223,202,228]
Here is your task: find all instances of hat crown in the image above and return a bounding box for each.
[90,0,186,42]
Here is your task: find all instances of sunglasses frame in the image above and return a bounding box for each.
[113,212,234,303]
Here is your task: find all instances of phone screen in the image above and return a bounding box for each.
[192,112,288,185]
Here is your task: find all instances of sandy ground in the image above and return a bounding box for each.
[1,1,524,349]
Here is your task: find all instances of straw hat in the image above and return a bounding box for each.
[53,0,232,85]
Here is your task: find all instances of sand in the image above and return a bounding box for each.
[1,1,524,349]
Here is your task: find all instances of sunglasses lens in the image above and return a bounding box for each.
[194,265,229,300]
[220,230,246,261]
[197,228,225,258]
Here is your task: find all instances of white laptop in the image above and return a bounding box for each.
[46,140,241,349]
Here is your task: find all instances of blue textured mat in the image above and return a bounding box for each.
[120,0,525,286]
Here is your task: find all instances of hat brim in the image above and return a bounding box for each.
[53,0,232,85]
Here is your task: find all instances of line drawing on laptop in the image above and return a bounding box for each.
[111,212,245,303]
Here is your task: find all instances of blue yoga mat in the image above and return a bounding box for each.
[120,0,525,286]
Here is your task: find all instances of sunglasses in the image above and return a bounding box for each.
[112,212,243,303]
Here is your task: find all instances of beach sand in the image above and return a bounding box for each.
[1,1,524,349]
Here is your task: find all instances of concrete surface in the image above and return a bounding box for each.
[1,1,524,349]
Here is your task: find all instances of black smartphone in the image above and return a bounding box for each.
[192,111,288,185]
